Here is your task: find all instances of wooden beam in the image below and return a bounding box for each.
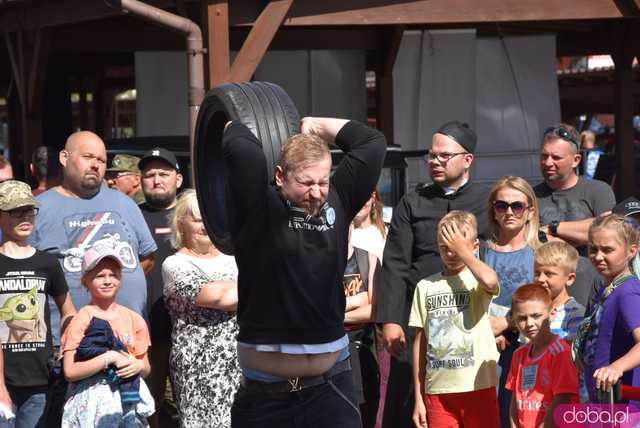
[230,0,624,26]
[556,29,613,56]
[264,27,379,50]
[27,28,50,116]
[612,22,638,199]
[204,0,230,88]
[230,0,294,82]
[612,0,640,16]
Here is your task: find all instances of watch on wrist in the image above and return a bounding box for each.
[549,220,560,236]
[538,230,548,243]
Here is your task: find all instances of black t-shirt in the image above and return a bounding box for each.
[223,121,386,344]
[0,251,68,387]
[140,203,175,339]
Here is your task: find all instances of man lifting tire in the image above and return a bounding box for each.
[221,115,385,428]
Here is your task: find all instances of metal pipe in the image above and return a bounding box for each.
[104,0,205,163]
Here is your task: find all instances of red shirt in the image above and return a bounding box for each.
[505,336,579,428]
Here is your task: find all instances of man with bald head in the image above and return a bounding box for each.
[30,131,157,346]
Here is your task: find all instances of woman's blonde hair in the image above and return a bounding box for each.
[170,189,202,250]
[487,176,541,249]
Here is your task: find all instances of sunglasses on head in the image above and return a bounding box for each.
[493,200,528,216]
[543,126,580,151]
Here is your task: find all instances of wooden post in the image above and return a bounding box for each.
[204,0,230,88]
[93,70,105,137]
[611,22,637,200]
[229,0,294,82]
[375,26,404,145]
[4,29,50,179]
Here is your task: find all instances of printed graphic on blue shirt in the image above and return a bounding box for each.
[426,291,474,370]
[60,211,138,274]
[0,273,47,353]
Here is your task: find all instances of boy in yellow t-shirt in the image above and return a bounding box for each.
[410,211,500,428]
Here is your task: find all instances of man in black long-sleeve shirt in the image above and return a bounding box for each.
[223,117,385,428]
[374,121,489,428]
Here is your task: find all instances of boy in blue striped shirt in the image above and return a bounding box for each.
[533,241,585,343]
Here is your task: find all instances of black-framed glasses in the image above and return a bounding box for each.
[543,126,580,151]
[424,152,468,163]
[493,200,529,216]
[6,207,39,218]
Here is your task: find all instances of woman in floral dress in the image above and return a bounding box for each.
[162,189,240,428]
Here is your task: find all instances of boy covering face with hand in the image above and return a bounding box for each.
[410,210,500,428]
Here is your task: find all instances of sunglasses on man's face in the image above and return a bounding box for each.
[543,126,580,151]
[493,200,529,216]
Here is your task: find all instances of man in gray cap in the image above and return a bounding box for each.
[106,154,145,205]
[374,121,489,428]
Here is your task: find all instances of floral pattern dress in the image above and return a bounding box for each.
[162,252,240,428]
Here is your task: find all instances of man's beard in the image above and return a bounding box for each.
[145,189,177,209]
[80,176,102,193]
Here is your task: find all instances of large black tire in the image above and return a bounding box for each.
[193,81,300,255]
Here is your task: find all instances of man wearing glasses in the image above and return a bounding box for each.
[375,121,489,428]
[105,154,145,205]
[534,124,615,305]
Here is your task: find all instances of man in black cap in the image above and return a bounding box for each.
[138,147,183,427]
[374,121,489,428]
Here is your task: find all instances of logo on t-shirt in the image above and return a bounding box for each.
[61,212,137,273]
[521,365,538,390]
[0,273,47,353]
[426,291,474,371]
[288,202,336,232]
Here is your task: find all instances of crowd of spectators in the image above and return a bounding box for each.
[0,118,637,428]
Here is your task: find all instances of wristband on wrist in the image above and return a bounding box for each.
[549,220,560,236]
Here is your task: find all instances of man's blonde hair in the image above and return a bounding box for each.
[534,241,579,273]
[438,210,478,241]
[277,133,330,176]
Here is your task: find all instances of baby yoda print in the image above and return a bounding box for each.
[0,286,43,343]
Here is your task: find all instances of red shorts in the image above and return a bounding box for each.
[424,387,499,428]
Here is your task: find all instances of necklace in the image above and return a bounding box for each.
[183,246,218,258]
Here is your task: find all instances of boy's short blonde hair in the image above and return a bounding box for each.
[438,210,478,241]
[534,241,579,274]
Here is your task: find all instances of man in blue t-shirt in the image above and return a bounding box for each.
[30,131,157,346]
